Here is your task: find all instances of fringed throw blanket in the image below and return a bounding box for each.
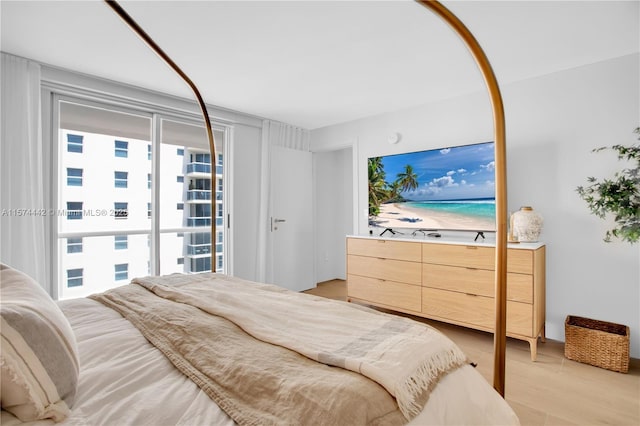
[90,273,467,423]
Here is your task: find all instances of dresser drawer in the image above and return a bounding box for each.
[421,288,533,336]
[348,254,422,285]
[422,243,533,274]
[348,274,421,312]
[507,249,534,274]
[347,238,422,262]
[422,263,533,303]
[422,243,494,269]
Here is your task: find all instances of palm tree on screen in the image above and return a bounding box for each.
[368,157,387,216]
[397,164,419,192]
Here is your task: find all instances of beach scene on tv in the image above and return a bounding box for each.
[369,141,496,232]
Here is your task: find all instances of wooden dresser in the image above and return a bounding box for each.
[346,236,546,360]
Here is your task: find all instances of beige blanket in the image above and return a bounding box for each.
[91,273,467,422]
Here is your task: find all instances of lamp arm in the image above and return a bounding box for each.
[104,0,217,271]
[415,0,508,397]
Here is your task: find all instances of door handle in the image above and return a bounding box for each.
[271,217,286,231]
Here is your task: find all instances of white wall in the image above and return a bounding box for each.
[314,148,353,282]
[232,123,262,281]
[311,54,640,357]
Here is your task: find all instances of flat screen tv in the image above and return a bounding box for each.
[368,141,495,233]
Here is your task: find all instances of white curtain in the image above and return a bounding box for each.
[255,120,310,281]
[1,53,50,293]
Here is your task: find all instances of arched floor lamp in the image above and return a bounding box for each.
[105,0,508,397]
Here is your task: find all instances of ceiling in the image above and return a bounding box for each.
[1,1,638,130]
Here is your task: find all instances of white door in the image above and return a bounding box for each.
[269,146,314,291]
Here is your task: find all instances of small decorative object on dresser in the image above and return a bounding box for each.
[511,206,543,242]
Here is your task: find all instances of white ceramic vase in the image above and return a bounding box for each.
[512,206,543,243]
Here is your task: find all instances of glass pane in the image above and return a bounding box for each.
[58,107,151,234]
[158,231,222,275]
[159,119,224,273]
[58,234,150,299]
[58,101,151,298]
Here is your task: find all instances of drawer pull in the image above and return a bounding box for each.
[466,246,478,250]
[465,293,478,297]
[377,240,386,243]
[466,267,478,271]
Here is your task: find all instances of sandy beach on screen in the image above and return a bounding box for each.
[370,203,494,230]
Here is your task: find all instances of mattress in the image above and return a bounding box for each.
[1,297,519,425]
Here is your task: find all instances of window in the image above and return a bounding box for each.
[56,102,226,298]
[114,202,128,219]
[192,204,210,218]
[67,237,83,253]
[67,168,83,186]
[115,140,128,158]
[190,257,211,273]
[67,202,83,220]
[192,153,210,164]
[114,263,128,281]
[114,235,128,250]
[114,171,128,188]
[67,268,83,287]
[57,101,153,300]
[191,232,211,245]
[216,153,224,174]
[67,134,83,153]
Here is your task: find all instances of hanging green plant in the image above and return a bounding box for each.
[576,127,640,243]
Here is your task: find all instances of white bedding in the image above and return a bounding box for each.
[1,297,519,426]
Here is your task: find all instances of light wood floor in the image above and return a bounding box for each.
[305,280,640,426]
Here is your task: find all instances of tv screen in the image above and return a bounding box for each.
[368,141,496,232]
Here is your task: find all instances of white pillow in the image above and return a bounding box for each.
[0,264,79,422]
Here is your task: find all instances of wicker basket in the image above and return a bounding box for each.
[564,315,629,373]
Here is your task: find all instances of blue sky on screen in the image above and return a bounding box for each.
[380,141,495,201]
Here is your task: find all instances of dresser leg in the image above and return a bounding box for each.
[540,325,546,343]
[529,338,538,361]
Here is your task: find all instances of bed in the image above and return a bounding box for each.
[0,264,519,425]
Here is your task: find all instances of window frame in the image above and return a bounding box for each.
[114,171,128,188]
[67,134,83,153]
[66,201,83,220]
[50,92,232,300]
[66,237,83,254]
[114,140,129,158]
[66,167,83,186]
[114,263,128,281]
[113,202,129,219]
[67,268,83,287]
[114,235,128,250]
